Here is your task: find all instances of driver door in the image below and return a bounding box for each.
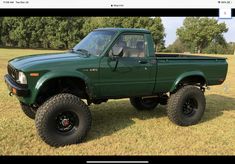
[97,33,157,98]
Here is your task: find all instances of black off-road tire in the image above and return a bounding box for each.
[20,102,37,119]
[35,93,92,147]
[167,85,206,126]
[130,97,159,110]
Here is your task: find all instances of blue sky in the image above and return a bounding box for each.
[161,17,235,47]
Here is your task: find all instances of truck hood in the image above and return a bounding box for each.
[9,52,85,70]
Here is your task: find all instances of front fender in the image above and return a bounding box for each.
[170,71,206,92]
[29,71,92,104]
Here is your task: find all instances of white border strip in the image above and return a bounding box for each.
[86,161,149,163]
[1,0,234,8]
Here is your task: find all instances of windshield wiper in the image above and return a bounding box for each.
[71,48,91,57]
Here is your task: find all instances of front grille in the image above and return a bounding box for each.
[7,64,18,81]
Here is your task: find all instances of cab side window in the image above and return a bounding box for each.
[112,34,146,58]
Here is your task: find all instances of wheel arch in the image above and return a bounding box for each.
[30,71,93,105]
[170,71,207,92]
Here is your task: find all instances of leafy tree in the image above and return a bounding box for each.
[165,38,188,53]
[25,17,46,48]
[12,17,42,48]
[177,17,228,53]
[147,17,165,51]
[203,41,235,54]
[0,17,2,46]
[40,17,60,49]
[1,17,20,47]
[81,17,106,36]
[46,17,85,49]
[233,43,235,55]
[65,17,85,49]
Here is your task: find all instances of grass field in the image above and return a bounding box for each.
[0,48,234,155]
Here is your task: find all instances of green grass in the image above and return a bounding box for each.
[0,48,234,155]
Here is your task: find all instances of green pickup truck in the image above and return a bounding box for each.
[5,28,228,147]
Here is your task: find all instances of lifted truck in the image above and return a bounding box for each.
[5,28,228,147]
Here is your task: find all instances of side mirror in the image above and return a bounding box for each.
[111,46,124,57]
[108,46,123,72]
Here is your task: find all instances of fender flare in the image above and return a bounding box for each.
[30,71,93,104]
[169,71,207,92]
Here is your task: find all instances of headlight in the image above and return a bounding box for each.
[17,72,27,84]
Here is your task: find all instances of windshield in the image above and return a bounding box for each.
[73,30,116,56]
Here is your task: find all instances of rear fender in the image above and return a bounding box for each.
[170,71,206,92]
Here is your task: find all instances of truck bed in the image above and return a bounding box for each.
[153,53,228,93]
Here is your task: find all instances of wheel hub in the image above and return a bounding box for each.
[182,98,198,116]
[56,111,78,132]
[61,118,70,127]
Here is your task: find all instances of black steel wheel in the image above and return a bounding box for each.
[35,93,91,147]
[167,85,206,126]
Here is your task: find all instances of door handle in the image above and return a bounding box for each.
[139,60,148,64]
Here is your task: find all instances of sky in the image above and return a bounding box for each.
[161,17,235,47]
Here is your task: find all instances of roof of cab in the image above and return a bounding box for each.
[94,28,151,33]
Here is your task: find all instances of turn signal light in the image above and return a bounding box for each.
[12,88,17,94]
[30,73,39,77]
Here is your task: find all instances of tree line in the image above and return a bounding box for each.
[0,17,233,54]
[0,17,165,50]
